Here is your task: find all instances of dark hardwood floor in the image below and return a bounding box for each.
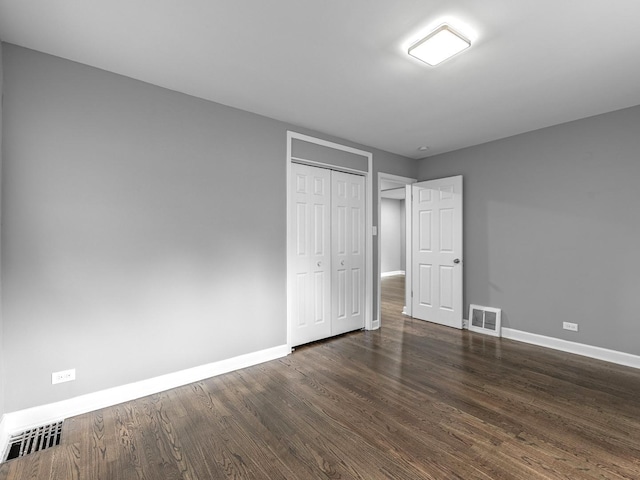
[2,274,640,479]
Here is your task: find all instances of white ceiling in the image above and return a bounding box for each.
[1,1,640,159]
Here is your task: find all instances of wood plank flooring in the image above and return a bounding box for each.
[2,274,640,479]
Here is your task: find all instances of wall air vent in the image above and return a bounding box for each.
[468,305,502,337]
[4,421,63,462]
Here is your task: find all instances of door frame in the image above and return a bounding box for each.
[376,173,416,326]
[286,131,373,351]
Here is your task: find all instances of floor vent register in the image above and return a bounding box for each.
[468,304,502,337]
[4,421,63,461]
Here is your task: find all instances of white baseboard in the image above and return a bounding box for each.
[0,344,289,459]
[502,328,640,370]
[371,318,380,330]
[381,271,405,278]
[0,416,8,461]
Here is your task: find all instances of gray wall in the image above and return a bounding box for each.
[418,105,640,356]
[381,198,404,274]
[1,44,416,412]
[291,139,369,172]
[0,41,4,419]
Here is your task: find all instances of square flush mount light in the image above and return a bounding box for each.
[408,24,471,66]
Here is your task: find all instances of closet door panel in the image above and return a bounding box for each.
[332,171,366,335]
[290,164,332,346]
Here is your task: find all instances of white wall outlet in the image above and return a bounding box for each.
[563,322,579,332]
[52,368,76,384]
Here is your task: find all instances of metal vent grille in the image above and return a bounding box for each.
[4,421,63,461]
[468,304,502,337]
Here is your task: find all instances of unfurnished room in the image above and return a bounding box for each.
[0,1,639,479]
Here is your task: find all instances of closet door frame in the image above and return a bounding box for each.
[286,131,373,351]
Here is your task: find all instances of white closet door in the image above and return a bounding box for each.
[331,171,366,335]
[290,164,332,346]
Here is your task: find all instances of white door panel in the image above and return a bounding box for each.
[291,164,332,346]
[411,176,463,329]
[332,170,365,336]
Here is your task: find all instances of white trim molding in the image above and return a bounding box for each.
[502,328,640,370]
[0,344,289,459]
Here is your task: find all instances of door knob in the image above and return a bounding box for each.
[317,261,322,267]
[341,260,345,266]
[453,258,461,264]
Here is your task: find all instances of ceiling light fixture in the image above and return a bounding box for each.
[408,24,471,66]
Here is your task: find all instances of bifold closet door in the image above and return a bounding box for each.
[331,171,365,336]
[290,164,366,347]
[290,163,332,346]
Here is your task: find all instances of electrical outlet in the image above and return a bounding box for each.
[52,368,76,385]
[563,322,578,332]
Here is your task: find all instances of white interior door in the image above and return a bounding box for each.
[290,163,332,346]
[410,176,463,329]
[332,171,366,335]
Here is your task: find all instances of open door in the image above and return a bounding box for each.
[405,176,463,329]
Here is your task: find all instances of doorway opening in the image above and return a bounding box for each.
[377,174,416,325]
